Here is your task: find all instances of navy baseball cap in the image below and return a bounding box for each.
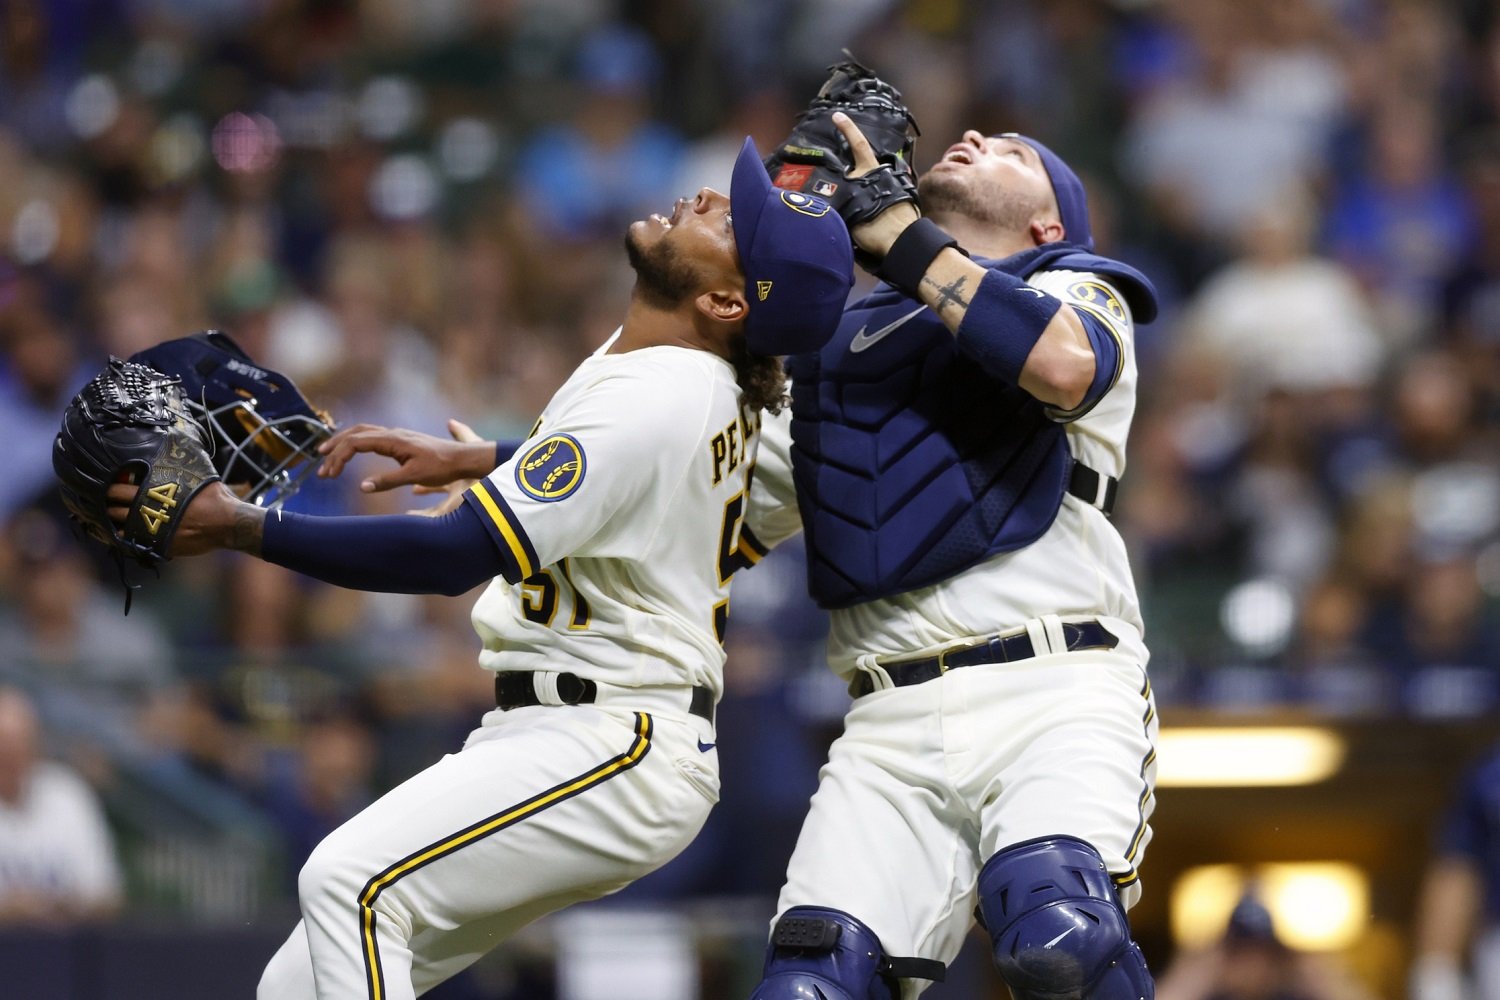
[996,133,1094,251]
[730,137,854,356]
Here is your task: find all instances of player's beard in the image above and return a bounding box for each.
[729,337,787,414]
[625,230,703,310]
[919,170,1047,233]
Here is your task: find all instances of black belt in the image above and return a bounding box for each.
[850,620,1119,698]
[495,672,715,722]
[1068,461,1118,515]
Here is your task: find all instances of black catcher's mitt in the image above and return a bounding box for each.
[53,358,220,576]
[763,54,920,229]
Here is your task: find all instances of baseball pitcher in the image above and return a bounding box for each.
[66,137,853,999]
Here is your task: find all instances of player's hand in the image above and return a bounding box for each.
[406,420,489,517]
[317,420,494,494]
[833,111,921,257]
[105,480,250,557]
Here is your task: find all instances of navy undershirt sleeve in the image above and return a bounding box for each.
[496,439,523,465]
[261,504,508,596]
[1050,310,1122,419]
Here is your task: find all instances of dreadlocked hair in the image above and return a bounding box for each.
[731,346,788,414]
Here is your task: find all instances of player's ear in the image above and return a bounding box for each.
[695,289,748,325]
[1031,216,1066,246]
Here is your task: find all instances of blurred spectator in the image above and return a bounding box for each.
[0,296,95,518]
[1388,352,1485,469]
[0,685,122,926]
[0,507,177,759]
[1165,183,1381,598]
[513,25,684,244]
[1354,545,1500,718]
[1324,94,1475,347]
[261,712,376,895]
[506,24,686,333]
[1156,891,1378,1000]
[1121,0,1338,286]
[1441,131,1500,398]
[1410,741,1500,1000]
[1180,183,1383,410]
[0,0,106,154]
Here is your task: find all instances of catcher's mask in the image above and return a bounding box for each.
[129,330,334,507]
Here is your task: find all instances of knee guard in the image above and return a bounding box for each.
[749,907,945,1000]
[977,837,1154,1000]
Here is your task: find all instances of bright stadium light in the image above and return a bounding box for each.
[1156,727,1345,787]
[1171,863,1370,951]
[1170,864,1244,950]
[1261,863,1369,951]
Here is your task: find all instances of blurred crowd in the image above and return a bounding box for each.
[1,0,1499,934]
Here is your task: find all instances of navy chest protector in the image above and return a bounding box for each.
[787,244,1157,609]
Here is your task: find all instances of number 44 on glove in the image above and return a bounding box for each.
[52,359,222,609]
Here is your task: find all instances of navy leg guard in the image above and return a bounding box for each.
[977,837,1154,1000]
[749,907,945,1000]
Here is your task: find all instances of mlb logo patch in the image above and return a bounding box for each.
[773,164,814,190]
[811,179,838,197]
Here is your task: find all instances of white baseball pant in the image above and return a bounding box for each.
[775,646,1158,999]
[258,703,718,1000]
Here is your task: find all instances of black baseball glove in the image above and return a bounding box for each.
[53,358,220,583]
[763,54,921,229]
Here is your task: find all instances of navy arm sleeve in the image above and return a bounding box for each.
[952,269,1061,384]
[261,504,511,596]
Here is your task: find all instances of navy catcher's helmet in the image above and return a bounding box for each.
[129,330,335,507]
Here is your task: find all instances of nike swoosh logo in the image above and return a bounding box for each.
[1019,286,1046,297]
[849,306,927,353]
[1043,927,1076,949]
[697,739,716,752]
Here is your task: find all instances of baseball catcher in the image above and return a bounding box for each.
[746,56,1162,1000]
[52,358,221,609]
[762,52,921,262]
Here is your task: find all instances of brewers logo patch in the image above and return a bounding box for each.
[1065,280,1129,333]
[516,434,586,502]
[779,190,833,218]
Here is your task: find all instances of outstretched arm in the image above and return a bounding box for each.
[317,419,500,493]
[108,481,268,557]
[104,481,512,594]
[831,113,1097,411]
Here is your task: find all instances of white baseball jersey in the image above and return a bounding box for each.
[0,761,122,913]
[258,337,757,1000]
[750,268,1148,674]
[466,335,762,699]
[750,270,1158,999]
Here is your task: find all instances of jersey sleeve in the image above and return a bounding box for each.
[462,367,707,580]
[1028,270,1133,423]
[743,402,803,553]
